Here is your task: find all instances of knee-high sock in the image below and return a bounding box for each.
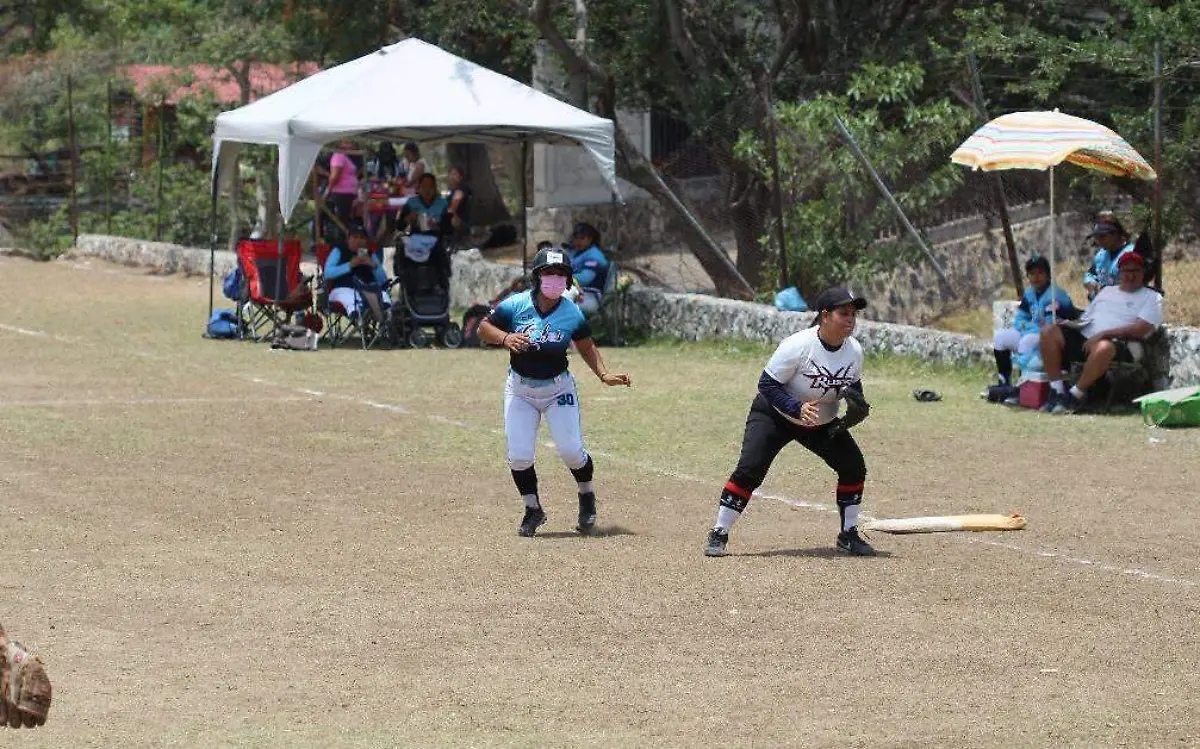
[836,482,864,532]
[994,349,1013,385]
[511,466,539,508]
[570,455,594,495]
[715,480,752,531]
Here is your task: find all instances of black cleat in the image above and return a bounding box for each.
[1052,391,1082,415]
[704,528,730,557]
[1039,391,1059,413]
[576,491,597,535]
[518,506,546,537]
[837,527,877,556]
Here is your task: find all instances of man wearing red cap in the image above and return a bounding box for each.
[1039,251,1163,413]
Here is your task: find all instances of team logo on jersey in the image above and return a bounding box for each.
[516,321,566,349]
[804,363,856,397]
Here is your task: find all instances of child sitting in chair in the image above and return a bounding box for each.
[993,254,1079,389]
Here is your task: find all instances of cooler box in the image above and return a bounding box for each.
[1019,380,1050,409]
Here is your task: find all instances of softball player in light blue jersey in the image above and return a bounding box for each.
[476,248,631,537]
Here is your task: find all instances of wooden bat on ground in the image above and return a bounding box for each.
[863,513,1026,534]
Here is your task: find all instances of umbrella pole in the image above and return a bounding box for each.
[1049,165,1056,324]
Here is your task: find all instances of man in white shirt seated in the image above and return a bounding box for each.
[1039,251,1163,414]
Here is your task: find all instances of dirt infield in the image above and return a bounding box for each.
[1,255,1198,748]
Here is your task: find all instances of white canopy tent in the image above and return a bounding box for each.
[210,37,620,224]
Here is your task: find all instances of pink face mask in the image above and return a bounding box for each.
[539,275,569,299]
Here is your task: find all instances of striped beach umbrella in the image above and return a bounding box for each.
[951,110,1156,180]
[951,111,1155,322]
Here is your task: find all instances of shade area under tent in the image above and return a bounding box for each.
[206,37,623,324]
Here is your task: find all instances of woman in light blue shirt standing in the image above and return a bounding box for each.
[1083,215,1136,300]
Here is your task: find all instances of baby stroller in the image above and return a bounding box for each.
[390,232,462,348]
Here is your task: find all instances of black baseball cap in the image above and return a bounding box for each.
[813,286,868,312]
[1089,219,1124,237]
[347,221,369,237]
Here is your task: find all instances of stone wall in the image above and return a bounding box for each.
[72,235,242,278]
[865,212,1093,327]
[448,248,525,309]
[60,234,1200,385]
[626,288,992,365]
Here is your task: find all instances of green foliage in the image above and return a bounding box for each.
[24,204,75,259]
[737,63,973,294]
[963,0,1200,242]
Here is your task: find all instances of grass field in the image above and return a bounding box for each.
[2,255,1199,748]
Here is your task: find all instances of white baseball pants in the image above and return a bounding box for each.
[993,328,1040,355]
[504,371,589,472]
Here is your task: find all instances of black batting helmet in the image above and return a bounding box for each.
[530,246,573,284]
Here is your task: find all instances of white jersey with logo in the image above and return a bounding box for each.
[763,327,864,426]
[1080,285,1163,339]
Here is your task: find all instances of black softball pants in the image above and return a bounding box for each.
[722,394,866,513]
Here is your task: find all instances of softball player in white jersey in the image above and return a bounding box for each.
[476,248,631,537]
[704,286,878,557]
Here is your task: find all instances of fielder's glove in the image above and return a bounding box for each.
[0,623,51,728]
[828,387,870,438]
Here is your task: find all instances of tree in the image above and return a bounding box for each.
[963,0,1200,248]
[736,63,973,298]
[502,0,986,298]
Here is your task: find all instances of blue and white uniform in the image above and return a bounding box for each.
[568,244,610,314]
[1084,242,1136,298]
[994,283,1078,366]
[487,291,594,472]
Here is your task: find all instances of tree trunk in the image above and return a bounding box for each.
[520,0,754,299]
[445,143,512,227]
[613,124,753,298]
[728,165,769,289]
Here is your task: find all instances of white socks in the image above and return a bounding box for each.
[715,506,741,532]
[522,493,540,509]
[1051,380,1066,394]
[842,504,861,532]
[577,481,594,495]
[1070,385,1085,399]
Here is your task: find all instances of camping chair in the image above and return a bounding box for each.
[314,242,390,350]
[1070,327,1167,413]
[590,259,627,346]
[235,238,311,341]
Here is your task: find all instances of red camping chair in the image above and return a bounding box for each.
[235,238,311,340]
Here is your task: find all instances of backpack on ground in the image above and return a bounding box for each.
[206,308,240,339]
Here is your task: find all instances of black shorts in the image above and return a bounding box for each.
[1062,326,1137,365]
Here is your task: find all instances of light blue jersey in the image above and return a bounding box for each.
[488,290,592,379]
[1014,284,1078,335]
[570,244,610,292]
[1084,241,1136,293]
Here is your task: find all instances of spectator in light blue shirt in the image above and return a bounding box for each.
[564,222,610,315]
[1083,215,1136,300]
